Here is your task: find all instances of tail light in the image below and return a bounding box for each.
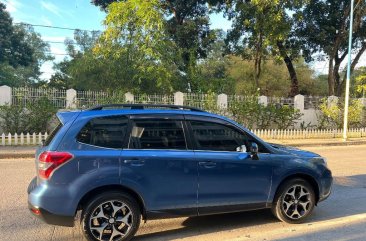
[38,151,73,179]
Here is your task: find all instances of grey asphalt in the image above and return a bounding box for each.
[0,145,366,241]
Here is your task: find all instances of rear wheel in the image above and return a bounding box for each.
[81,192,141,241]
[272,178,316,223]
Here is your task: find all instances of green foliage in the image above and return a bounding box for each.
[0,3,33,68]
[318,98,364,129]
[229,97,302,129]
[226,56,318,96]
[225,0,304,96]
[0,4,53,86]
[92,0,219,81]
[298,0,366,96]
[190,33,236,93]
[26,98,57,133]
[0,104,26,134]
[0,98,57,134]
[355,67,366,96]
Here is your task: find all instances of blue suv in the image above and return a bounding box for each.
[28,104,332,241]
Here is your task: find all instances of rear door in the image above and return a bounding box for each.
[71,115,128,182]
[186,116,273,214]
[120,115,198,215]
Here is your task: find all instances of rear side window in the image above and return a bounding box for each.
[44,121,63,146]
[77,115,128,149]
[129,119,187,150]
[190,120,247,152]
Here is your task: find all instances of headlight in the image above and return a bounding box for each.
[310,157,327,167]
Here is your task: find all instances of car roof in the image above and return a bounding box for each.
[58,104,243,130]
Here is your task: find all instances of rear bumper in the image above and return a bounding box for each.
[27,177,75,227]
[28,202,75,227]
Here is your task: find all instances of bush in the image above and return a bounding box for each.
[26,97,57,133]
[318,98,364,129]
[0,104,27,133]
[0,98,57,134]
[229,98,302,129]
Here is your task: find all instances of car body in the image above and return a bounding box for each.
[27,104,332,241]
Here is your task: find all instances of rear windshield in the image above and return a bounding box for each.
[44,119,63,146]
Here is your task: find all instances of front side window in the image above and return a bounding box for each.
[190,120,247,152]
[77,115,128,148]
[129,119,187,150]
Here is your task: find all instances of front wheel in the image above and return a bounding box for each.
[272,178,316,223]
[81,192,141,241]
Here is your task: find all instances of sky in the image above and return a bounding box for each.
[2,0,365,82]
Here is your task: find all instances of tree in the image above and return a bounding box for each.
[93,0,180,92]
[227,56,319,96]
[298,0,366,96]
[0,3,34,68]
[225,0,304,97]
[50,24,177,93]
[91,0,220,92]
[0,3,52,86]
[192,31,235,93]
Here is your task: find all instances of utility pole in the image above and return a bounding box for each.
[343,0,355,141]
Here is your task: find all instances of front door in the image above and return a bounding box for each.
[187,118,273,215]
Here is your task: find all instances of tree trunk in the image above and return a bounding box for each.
[334,59,342,96]
[327,57,335,96]
[254,55,262,89]
[277,41,299,97]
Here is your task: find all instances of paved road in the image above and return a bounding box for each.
[1,145,366,241]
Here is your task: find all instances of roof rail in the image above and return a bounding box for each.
[88,104,206,112]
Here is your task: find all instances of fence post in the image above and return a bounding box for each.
[174,91,184,106]
[0,85,12,105]
[125,92,134,103]
[258,96,268,106]
[327,95,338,108]
[294,94,304,112]
[66,89,77,109]
[359,98,366,107]
[217,93,228,109]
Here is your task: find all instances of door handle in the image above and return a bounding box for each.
[199,161,216,168]
[124,159,145,166]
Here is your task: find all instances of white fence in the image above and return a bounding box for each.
[251,128,366,139]
[1,132,48,146]
[1,85,366,131]
[1,129,366,146]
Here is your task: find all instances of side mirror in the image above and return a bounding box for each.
[250,142,259,160]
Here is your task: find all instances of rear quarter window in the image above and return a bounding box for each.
[44,121,63,146]
[77,115,128,149]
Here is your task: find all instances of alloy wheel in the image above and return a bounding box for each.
[281,185,312,220]
[89,200,133,241]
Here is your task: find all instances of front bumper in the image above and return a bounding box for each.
[318,168,333,202]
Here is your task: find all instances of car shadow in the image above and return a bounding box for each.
[135,174,366,241]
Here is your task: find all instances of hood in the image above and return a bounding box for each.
[269,143,320,158]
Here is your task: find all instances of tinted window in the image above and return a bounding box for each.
[129,119,186,150]
[77,116,128,148]
[44,121,62,146]
[190,121,247,151]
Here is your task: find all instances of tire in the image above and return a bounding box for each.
[81,192,141,241]
[271,178,316,224]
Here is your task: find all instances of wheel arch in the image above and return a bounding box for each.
[273,173,320,204]
[77,184,147,220]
